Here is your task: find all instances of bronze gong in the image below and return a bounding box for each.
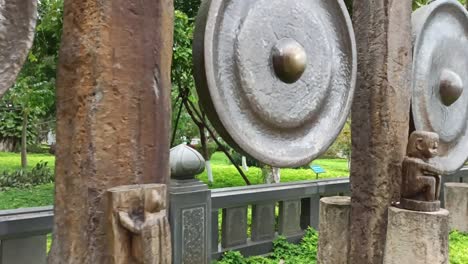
[193,0,356,167]
[412,0,468,173]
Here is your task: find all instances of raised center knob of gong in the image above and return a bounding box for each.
[439,69,463,106]
[272,39,307,84]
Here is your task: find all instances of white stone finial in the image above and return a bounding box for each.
[170,144,205,180]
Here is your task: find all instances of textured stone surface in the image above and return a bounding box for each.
[0,0,37,99]
[222,206,248,248]
[278,200,302,236]
[251,203,276,241]
[411,0,468,174]
[317,196,350,264]
[182,207,205,263]
[48,0,173,263]
[444,183,468,232]
[383,207,449,264]
[193,0,356,167]
[1,235,46,264]
[350,1,412,263]
[169,179,210,264]
[107,184,171,264]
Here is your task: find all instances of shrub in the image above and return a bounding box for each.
[450,230,468,264]
[215,228,319,264]
[0,161,54,190]
[28,144,51,154]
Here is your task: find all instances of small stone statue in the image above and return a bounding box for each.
[400,131,444,212]
[108,184,171,264]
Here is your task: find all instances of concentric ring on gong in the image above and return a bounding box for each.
[193,0,356,167]
[412,0,468,173]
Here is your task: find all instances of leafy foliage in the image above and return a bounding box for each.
[449,231,468,264]
[0,161,54,190]
[175,0,201,19]
[216,228,319,264]
[413,0,466,10]
[171,10,199,144]
[217,228,468,264]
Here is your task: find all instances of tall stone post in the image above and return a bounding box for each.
[444,183,468,233]
[349,1,412,263]
[317,196,351,264]
[383,207,449,264]
[169,145,211,264]
[48,0,174,263]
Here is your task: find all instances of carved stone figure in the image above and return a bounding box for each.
[108,184,171,264]
[400,131,444,212]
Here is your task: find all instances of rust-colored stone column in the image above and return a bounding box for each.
[48,0,173,263]
[349,1,412,263]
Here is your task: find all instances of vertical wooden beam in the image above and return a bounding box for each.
[349,0,412,263]
[48,0,173,263]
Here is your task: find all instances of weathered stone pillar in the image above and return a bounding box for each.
[349,1,412,263]
[444,183,468,233]
[48,0,174,263]
[317,196,350,264]
[169,145,211,264]
[383,206,449,264]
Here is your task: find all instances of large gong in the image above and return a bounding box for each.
[193,0,356,167]
[412,0,468,174]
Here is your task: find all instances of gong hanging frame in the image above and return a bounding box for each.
[193,0,357,167]
[411,0,468,174]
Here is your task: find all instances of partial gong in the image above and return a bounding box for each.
[193,0,356,167]
[412,0,468,173]
[0,1,37,99]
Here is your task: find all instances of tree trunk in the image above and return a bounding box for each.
[349,1,412,263]
[262,165,280,184]
[241,156,248,171]
[21,111,28,169]
[48,0,173,263]
[198,118,213,183]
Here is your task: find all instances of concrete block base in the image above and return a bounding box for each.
[384,206,449,264]
[317,196,350,264]
[444,183,468,233]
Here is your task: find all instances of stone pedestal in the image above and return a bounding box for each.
[383,206,449,264]
[317,196,350,264]
[444,183,468,232]
[169,180,211,264]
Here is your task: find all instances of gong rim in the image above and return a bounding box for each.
[412,0,468,173]
[194,0,356,167]
[0,0,38,99]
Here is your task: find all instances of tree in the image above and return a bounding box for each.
[175,0,201,18]
[3,77,54,167]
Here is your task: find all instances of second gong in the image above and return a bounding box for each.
[193,0,356,167]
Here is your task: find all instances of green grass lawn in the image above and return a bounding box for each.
[0,152,55,172]
[198,152,349,189]
[0,151,349,209]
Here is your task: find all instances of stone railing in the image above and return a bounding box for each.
[0,206,53,264]
[0,168,467,264]
[209,178,349,260]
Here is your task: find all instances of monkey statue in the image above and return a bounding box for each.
[400,131,444,211]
